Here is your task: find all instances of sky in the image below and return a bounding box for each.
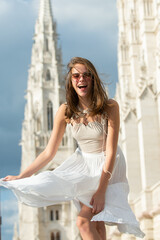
[0,0,118,239]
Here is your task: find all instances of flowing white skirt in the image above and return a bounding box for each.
[0,146,145,238]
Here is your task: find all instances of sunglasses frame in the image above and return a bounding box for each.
[71,72,92,81]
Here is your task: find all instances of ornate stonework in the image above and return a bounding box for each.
[114,0,160,239]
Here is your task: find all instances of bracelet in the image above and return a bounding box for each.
[104,170,112,181]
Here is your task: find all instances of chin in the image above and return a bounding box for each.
[78,93,90,99]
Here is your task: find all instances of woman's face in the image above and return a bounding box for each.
[71,64,93,100]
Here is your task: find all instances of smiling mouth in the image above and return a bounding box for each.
[78,85,87,89]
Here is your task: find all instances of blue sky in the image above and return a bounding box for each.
[0,0,118,239]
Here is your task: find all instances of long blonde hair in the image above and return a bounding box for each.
[65,57,109,119]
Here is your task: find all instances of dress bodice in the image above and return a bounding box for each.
[70,118,108,154]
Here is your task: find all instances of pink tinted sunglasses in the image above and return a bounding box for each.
[71,72,92,81]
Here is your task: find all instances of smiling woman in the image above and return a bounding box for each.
[0,57,145,239]
[65,57,109,119]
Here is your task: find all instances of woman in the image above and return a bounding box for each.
[0,57,144,239]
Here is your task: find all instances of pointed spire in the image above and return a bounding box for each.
[38,0,53,23]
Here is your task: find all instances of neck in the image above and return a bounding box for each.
[78,98,92,110]
[79,103,90,110]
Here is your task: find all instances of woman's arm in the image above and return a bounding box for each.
[90,99,120,213]
[3,104,67,181]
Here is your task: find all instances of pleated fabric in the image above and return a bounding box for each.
[0,146,145,238]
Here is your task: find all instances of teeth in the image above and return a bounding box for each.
[78,85,87,88]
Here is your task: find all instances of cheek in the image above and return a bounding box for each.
[71,81,78,92]
[71,80,75,88]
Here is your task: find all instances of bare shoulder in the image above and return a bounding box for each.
[107,99,119,109]
[55,103,67,123]
[107,99,119,116]
[107,99,119,114]
[59,103,67,112]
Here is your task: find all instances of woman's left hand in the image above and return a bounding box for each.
[90,190,105,214]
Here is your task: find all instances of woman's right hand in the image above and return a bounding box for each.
[1,104,67,182]
[2,175,21,181]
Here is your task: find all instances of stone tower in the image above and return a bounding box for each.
[110,0,160,239]
[14,0,79,239]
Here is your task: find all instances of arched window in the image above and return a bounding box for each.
[51,232,55,240]
[46,69,51,81]
[56,232,60,240]
[47,101,53,131]
[50,210,54,221]
[56,210,59,220]
[36,118,41,132]
[45,38,49,51]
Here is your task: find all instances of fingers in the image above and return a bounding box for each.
[2,175,19,181]
[2,176,10,181]
[90,193,105,214]
[92,203,97,214]
[92,201,105,214]
[90,197,93,206]
[90,198,97,214]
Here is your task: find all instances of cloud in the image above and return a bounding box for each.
[3,206,18,217]
[1,191,19,239]
[53,0,117,32]
[16,0,28,5]
[0,0,12,16]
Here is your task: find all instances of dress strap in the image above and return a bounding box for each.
[101,113,108,153]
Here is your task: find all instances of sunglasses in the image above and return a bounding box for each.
[71,72,92,81]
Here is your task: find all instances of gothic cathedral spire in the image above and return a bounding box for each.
[38,0,53,24]
[20,0,65,174]
[15,1,77,239]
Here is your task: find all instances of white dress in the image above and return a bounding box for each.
[0,116,145,238]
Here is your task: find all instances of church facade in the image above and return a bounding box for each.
[110,0,160,239]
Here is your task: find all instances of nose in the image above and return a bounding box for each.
[79,74,85,81]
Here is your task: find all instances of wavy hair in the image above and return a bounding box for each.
[65,57,109,119]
